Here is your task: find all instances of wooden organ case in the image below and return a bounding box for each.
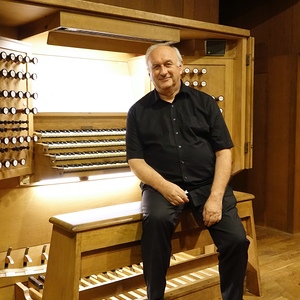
[32,38,254,182]
[0,4,256,300]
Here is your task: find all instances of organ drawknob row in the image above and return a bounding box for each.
[184,80,207,87]
[211,95,224,102]
[184,67,207,74]
[1,135,38,145]
[0,69,37,80]
[0,90,38,99]
[183,66,207,89]
[0,51,38,64]
[181,63,226,115]
[0,158,27,169]
[1,107,38,115]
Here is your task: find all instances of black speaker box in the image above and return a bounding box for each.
[205,40,226,56]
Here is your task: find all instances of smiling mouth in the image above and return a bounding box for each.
[160,77,171,81]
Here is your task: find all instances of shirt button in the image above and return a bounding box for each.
[181,161,184,164]
[184,176,188,180]
[173,118,176,121]
[178,145,182,148]
[175,132,179,135]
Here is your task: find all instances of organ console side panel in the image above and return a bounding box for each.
[180,37,254,174]
[0,37,38,180]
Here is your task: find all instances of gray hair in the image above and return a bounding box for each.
[145,43,183,68]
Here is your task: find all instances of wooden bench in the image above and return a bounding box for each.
[16,191,261,300]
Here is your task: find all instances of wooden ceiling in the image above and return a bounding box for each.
[0,0,252,55]
[219,0,300,28]
[0,1,57,27]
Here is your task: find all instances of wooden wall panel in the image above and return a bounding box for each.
[186,0,219,22]
[268,5,293,56]
[265,55,297,231]
[251,22,269,74]
[292,3,300,53]
[231,73,268,226]
[88,0,219,23]
[229,0,300,233]
[294,55,300,231]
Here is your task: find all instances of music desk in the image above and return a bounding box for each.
[38,191,261,300]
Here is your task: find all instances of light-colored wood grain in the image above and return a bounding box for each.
[245,226,300,299]
[40,193,260,299]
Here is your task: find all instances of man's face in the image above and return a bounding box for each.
[147,46,183,94]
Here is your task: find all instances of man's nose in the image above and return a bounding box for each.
[160,65,168,74]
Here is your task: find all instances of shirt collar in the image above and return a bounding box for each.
[152,81,190,105]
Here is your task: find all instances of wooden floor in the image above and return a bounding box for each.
[244,225,300,300]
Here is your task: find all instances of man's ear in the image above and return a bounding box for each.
[179,61,184,74]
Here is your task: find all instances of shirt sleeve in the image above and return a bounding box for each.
[126,105,145,161]
[208,97,234,151]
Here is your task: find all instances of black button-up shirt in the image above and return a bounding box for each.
[126,82,233,192]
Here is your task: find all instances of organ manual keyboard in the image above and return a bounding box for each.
[32,113,129,182]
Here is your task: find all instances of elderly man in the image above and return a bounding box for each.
[126,43,249,300]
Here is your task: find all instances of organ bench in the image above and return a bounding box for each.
[16,191,261,300]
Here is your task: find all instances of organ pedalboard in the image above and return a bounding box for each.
[0,37,39,180]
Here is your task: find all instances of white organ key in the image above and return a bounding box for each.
[38,128,126,138]
[58,161,128,173]
[45,139,126,149]
[54,150,126,161]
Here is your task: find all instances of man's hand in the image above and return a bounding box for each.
[160,181,189,206]
[127,158,189,206]
[203,194,223,227]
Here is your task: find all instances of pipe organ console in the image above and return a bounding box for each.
[0,4,257,300]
